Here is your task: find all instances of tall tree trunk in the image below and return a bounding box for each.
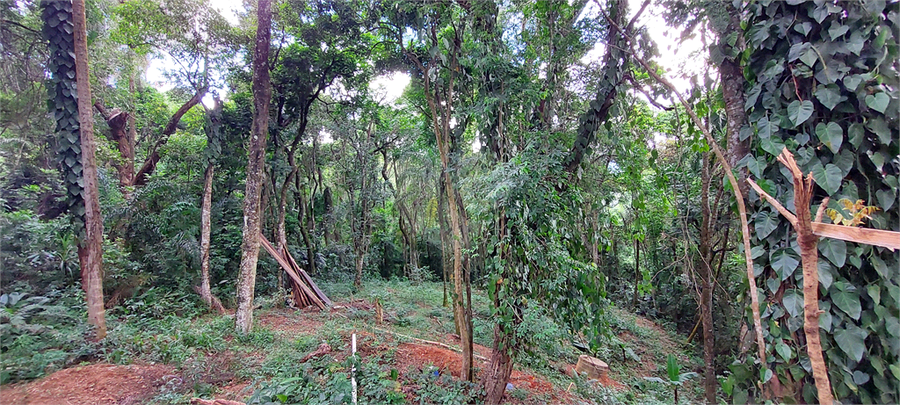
[235,0,272,335]
[199,163,225,313]
[438,177,450,308]
[73,0,106,340]
[632,238,640,309]
[698,154,717,404]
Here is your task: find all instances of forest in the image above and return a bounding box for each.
[0,0,898,404]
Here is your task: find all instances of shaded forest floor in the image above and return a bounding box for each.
[0,280,702,404]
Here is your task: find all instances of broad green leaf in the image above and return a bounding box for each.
[818,308,832,332]
[834,324,867,362]
[843,75,863,91]
[754,211,779,239]
[771,249,800,281]
[832,286,862,320]
[865,93,890,113]
[870,255,890,279]
[760,135,786,157]
[818,238,846,268]
[876,188,896,211]
[815,85,843,110]
[818,259,836,290]
[788,100,814,126]
[810,163,842,196]
[852,371,870,385]
[828,23,849,40]
[815,122,843,154]
[868,285,881,306]
[783,290,803,317]
[870,151,886,171]
[757,117,779,140]
[747,156,766,179]
[866,117,892,145]
[775,341,792,361]
[767,277,780,293]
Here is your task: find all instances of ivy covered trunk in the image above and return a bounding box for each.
[482,321,517,405]
[741,1,899,403]
[235,0,272,335]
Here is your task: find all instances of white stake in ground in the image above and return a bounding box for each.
[351,333,358,405]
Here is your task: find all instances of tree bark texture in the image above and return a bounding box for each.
[199,163,225,314]
[698,154,717,404]
[482,323,516,405]
[73,0,106,340]
[235,0,272,335]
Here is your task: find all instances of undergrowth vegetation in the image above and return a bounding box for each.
[1,278,703,404]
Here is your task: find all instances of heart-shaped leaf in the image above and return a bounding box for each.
[865,93,890,113]
[815,122,843,154]
[834,324,867,362]
[832,285,862,320]
[788,100,814,126]
[811,162,842,195]
[771,249,800,281]
[815,85,843,110]
[819,237,847,268]
[754,210,779,239]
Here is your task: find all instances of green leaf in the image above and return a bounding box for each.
[754,211,779,239]
[815,85,843,110]
[832,286,862,320]
[775,341,792,361]
[811,163,842,196]
[782,290,803,317]
[828,23,849,40]
[757,117,779,140]
[818,238,846,268]
[746,156,766,179]
[852,371,870,385]
[876,188,896,211]
[760,135,786,157]
[816,122,843,154]
[866,117,892,145]
[788,100,814,126]
[818,259,836,290]
[771,249,800,281]
[870,255,890,279]
[834,324,867,362]
[868,285,881,306]
[865,93,890,113]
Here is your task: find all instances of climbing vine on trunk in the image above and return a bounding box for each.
[738,1,899,403]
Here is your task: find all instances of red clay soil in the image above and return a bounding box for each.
[394,343,588,403]
[0,363,175,405]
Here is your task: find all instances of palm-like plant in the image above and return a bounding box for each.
[644,354,698,404]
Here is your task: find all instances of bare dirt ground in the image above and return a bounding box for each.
[0,304,641,405]
[0,363,176,405]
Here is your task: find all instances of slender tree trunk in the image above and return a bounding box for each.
[72,0,106,340]
[235,0,272,335]
[632,238,640,309]
[698,154,717,404]
[199,163,225,313]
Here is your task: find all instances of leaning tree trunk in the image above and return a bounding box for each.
[73,0,106,340]
[235,0,272,335]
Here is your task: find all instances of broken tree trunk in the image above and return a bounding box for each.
[748,148,833,405]
[259,234,328,310]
